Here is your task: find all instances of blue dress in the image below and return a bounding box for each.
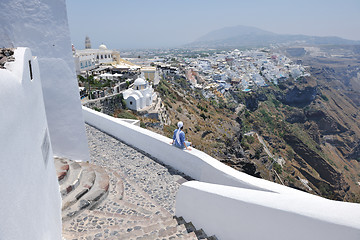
[172,129,190,148]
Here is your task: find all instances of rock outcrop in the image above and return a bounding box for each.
[278,85,317,107]
[0,48,15,68]
[283,133,347,199]
[348,141,360,162]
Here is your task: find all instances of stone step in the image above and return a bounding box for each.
[175,217,217,240]
[184,222,197,233]
[86,164,110,210]
[206,235,219,240]
[60,161,83,197]
[62,210,174,238]
[62,163,96,212]
[194,229,208,239]
[122,218,177,238]
[64,217,179,239]
[175,216,187,225]
[110,170,124,201]
[117,219,188,240]
[56,157,209,239]
[179,231,199,240]
[54,157,69,184]
[62,163,109,221]
[157,224,189,239]
[117,213,172,231]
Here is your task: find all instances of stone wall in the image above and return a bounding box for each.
[83,93,125,116]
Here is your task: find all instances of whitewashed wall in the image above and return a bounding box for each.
[0,0,89,161]
[0,48,62,240]
[83,107,360,239]
[176,181,360,240]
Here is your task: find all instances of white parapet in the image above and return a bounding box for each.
[0,47,62,240]
[82,106,360,239]
[176,181,360,240]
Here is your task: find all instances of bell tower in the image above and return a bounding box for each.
[85,36,91,49]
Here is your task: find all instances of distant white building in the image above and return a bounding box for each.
[141,66,157,81]
[123,77,156,111]
[73,42,120,74]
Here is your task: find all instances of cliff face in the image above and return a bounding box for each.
[278,85,317,107]
[143,47,360,202]
[348,142,360,161]
[283,133,348,200]
[276,46,360,201]
[226,48,360,201]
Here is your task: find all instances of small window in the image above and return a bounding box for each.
[130,101,133,105]
[28,60,33,80]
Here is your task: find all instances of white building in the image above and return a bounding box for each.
[0,47,62,240]
[141,66,156,81]
[123,77,156,111]
[73,44,120,74]
[0,0,90,162]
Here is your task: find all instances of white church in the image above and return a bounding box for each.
[72,36,120,74]
[123,77,157,111]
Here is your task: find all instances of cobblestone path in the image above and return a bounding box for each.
[61,125,215,239]
[85,124,191,215]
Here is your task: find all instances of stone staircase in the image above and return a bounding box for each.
[55,157,217,240]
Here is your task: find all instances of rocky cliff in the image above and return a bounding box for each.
[142,49,360,202]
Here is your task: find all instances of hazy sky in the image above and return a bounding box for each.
[66,0,360,50]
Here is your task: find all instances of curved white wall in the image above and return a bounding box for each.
[0,48,62,239]
[0,0,90,161]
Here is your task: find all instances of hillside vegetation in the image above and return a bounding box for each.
[143,72,360,203]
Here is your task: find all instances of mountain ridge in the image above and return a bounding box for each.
[188,25,360,48]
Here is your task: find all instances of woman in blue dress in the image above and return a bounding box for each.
[170,121,192,150]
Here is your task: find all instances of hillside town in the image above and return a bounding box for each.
[74,36,310,108]
[182,49,310,92]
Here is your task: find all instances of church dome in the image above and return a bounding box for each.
[134,78,147,86]
[99,44,107,50]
